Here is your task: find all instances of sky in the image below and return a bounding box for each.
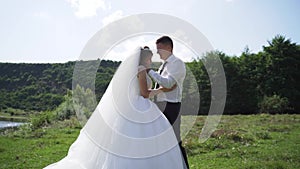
[0,0,299,63]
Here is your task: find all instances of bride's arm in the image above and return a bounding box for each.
[138,69,151,98]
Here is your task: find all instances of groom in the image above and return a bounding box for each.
[147,36,189,169]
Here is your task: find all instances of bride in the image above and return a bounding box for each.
[44,46,187,169]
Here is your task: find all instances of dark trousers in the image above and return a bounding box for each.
[156,101,190,169]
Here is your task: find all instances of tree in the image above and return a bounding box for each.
[262,35,300,112]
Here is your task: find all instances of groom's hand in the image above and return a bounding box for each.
[159,84,177,92]
[146,68,152,73]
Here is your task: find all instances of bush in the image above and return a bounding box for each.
[55,87,96,122]
[30,111,54,130]
[55,100,75,120]
[54,90,75,120]
[259,95,290,114]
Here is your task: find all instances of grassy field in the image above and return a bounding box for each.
[0,114,299,169]
[185,114,300,169]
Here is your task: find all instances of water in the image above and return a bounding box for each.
[0,121,24,128]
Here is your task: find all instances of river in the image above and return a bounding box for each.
[0,121,24,128]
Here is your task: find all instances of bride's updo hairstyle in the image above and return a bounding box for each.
[139,46,153,66]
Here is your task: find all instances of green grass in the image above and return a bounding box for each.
[0,114,299,169]
[0,120,80,169]
[185,114,300,169]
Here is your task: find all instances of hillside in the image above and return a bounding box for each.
[0,35,299,115]
[0,60,119,111]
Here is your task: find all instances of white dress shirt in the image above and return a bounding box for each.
[148,54,186,103]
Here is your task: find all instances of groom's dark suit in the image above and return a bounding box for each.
[149,54,189,169]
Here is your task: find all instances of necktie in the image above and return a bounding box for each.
[155,61,167,89]
[159,61,167,75]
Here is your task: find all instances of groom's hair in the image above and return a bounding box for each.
[156,36,173,49]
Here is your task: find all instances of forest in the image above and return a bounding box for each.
[0,35,299,115]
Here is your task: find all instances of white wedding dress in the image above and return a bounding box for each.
[44,49,186,169]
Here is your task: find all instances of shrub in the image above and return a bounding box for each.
[259,95,290,114]
[55,86,96,122]
[55,90,75,120]
[30,111,54,130]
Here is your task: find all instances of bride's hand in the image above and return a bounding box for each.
[149,89,162,98]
